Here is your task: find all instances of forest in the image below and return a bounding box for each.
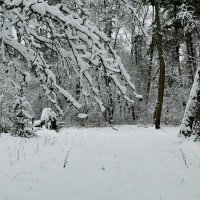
[0,0,200,139]
[0,0,200,200]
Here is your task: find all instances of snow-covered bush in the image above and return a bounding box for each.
[13,93,34,137]
[40,108,57,130]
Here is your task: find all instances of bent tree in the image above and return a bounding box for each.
[180,67,200,140]
[0,0,141,135]
[178,2,200,140]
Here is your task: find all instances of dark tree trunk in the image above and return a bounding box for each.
[76,81,81,100]
[153,0,166,129]
[104,75,115,124]
[146,35,155,103]
[173,4,181,77]
[186,32,196,86]
[173,5,186,108]
[103,4,115,124]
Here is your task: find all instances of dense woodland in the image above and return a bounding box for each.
[0,0,200,140]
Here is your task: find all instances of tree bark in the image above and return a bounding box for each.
[153,0,166,129]
[186,32,196,86]
[180,67,200,140]
[146,35,155,103]
[103,3,115,124]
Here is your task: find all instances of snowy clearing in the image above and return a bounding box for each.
[0,126,200,200]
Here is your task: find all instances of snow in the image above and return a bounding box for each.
[1,0,142,114]
[31,3,46,16]
[0,126,200,200]
[33,120,41,127]
[77,113,88,119]
[40,108,56,122]
[180,67,200,135]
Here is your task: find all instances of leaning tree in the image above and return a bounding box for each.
[179,1,200,140]
[179,66,200,141]
[0,0,141,135]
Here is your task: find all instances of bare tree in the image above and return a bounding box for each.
[153,0,166,129]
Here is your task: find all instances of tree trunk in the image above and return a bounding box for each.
[146,35,155,103]
[153,0,166,129]
[173,4,186,110]
[104,75,115,124]
[173,4,181,78]
[103,2,115,124]
[180,67,200,140]
[186,32,196,86]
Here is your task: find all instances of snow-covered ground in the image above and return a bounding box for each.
[0,125,200,200]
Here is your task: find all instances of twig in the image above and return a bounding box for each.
[180,148,188,168]
[63,150,70,168]
[12,172,32,181]
[101,112,118,131]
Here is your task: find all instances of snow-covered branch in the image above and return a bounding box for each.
[0,0,141,114]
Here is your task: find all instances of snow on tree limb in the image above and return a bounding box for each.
[180,67,200,138]
[0,0,141,114]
